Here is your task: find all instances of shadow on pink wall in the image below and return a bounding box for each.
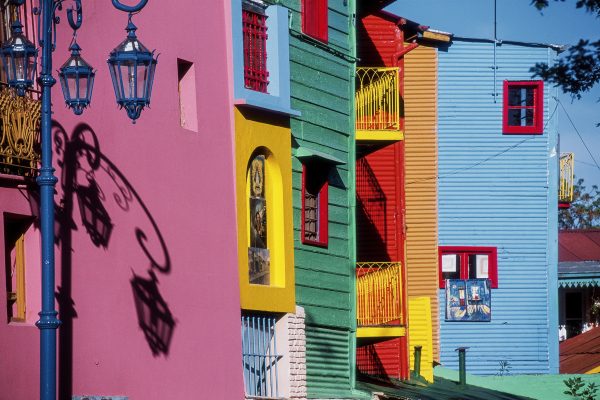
[34,122,176,399]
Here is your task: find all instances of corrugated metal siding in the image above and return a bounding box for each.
[437,40,558,375]
[408,296,434,382]
[305,326,354,398]
[282,0,356,395]
[357,144,401,262]
[404,44,440,361]
[358,12,402,67]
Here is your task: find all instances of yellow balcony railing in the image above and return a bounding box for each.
[559,152,574,205]
[0,87,41,178]
[356,261,403,327]
[355,67,402,141]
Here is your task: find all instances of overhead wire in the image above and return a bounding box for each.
[405,100,560,186]
[555,97,600,172]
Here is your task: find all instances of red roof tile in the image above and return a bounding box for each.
[559,230,600,262]
[560,327,600,374]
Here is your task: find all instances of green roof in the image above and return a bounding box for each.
[355,367,600,400]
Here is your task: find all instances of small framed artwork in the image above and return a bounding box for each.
[446,279,491,322]
[248,247,270,285]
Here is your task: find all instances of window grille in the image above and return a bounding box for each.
[241,315,282,398]
[242,2,269,93]
[301,164,328,246]
[303,191,318,241]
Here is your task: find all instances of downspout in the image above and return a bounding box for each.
[394,42,419,63]
[349,0,358,391]
[393,21,418,380]
[493,0,499,103]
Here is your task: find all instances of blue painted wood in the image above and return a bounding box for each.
[437,39,559,375]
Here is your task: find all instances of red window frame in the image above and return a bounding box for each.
[301,164,328,247]
[502,80,544,135]
[242,3,270,93]
[301,0,328,43]
[438,246,498,289]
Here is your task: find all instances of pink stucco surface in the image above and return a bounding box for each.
[0,2,243,399]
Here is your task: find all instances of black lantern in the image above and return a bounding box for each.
[58,42,95,115]
[0,20,37,96]
[107,20,157,123]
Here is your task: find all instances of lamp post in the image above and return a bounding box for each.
[0,1,158,399]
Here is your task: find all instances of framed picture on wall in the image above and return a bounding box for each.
[446,279,491,322]
[248,247,270,285]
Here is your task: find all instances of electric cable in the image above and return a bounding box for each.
[405,100,560,185]
[556,97,600,172]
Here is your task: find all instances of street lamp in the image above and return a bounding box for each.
[108,18,157,123]
[58,42,95,116]
[0,20,37,96]
[0,1,158,400]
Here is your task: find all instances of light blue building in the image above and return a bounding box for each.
[436,38,561,374]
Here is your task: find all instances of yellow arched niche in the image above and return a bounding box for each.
[235,108,295,312]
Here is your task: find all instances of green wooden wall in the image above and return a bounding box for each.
[279,0,357,397]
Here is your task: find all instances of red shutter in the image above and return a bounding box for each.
[302,0,328,43]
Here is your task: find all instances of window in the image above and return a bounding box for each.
[503,80,543,134]
[439,246,497,288]
[177,58,198,132]
[302,0,328,43]
[232,1,295,114]
[242,1,269,93]
[249,154,270,285]
[4,217,32,322]
[241,313,282,398]
[301,163,328,246]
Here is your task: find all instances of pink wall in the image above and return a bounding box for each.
[0,1,244,399]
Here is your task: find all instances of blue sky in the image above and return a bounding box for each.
[388,0,600,187]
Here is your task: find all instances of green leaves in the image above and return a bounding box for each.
[559,178,600,229]
[563,377,598,400]
[531,39,600,99]
[530,0,600,120]
[531,0,600,16]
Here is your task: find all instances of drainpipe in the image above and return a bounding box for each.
[413,345,422,378]
[456,347,469,386]
[493,0,500,103]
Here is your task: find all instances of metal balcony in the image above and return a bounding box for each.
[0,88,41,178]
[356,261,406,338]
[355,67,403,141]
[559,152,574,208]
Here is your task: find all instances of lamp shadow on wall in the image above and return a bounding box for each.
[356,156,389,262]
[49,122,175,400]
[356,342,393,384]
[130,269,176,356]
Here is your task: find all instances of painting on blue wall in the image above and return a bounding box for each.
[446,279,491,322]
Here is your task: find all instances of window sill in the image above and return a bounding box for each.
[8,319,35,327]
[302,238,328,248]
[235,98,301,117]
[502,129,543,135]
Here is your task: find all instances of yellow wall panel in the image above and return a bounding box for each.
[404,45,440,360]
[235,108,295,313]
[408,296,434,383]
